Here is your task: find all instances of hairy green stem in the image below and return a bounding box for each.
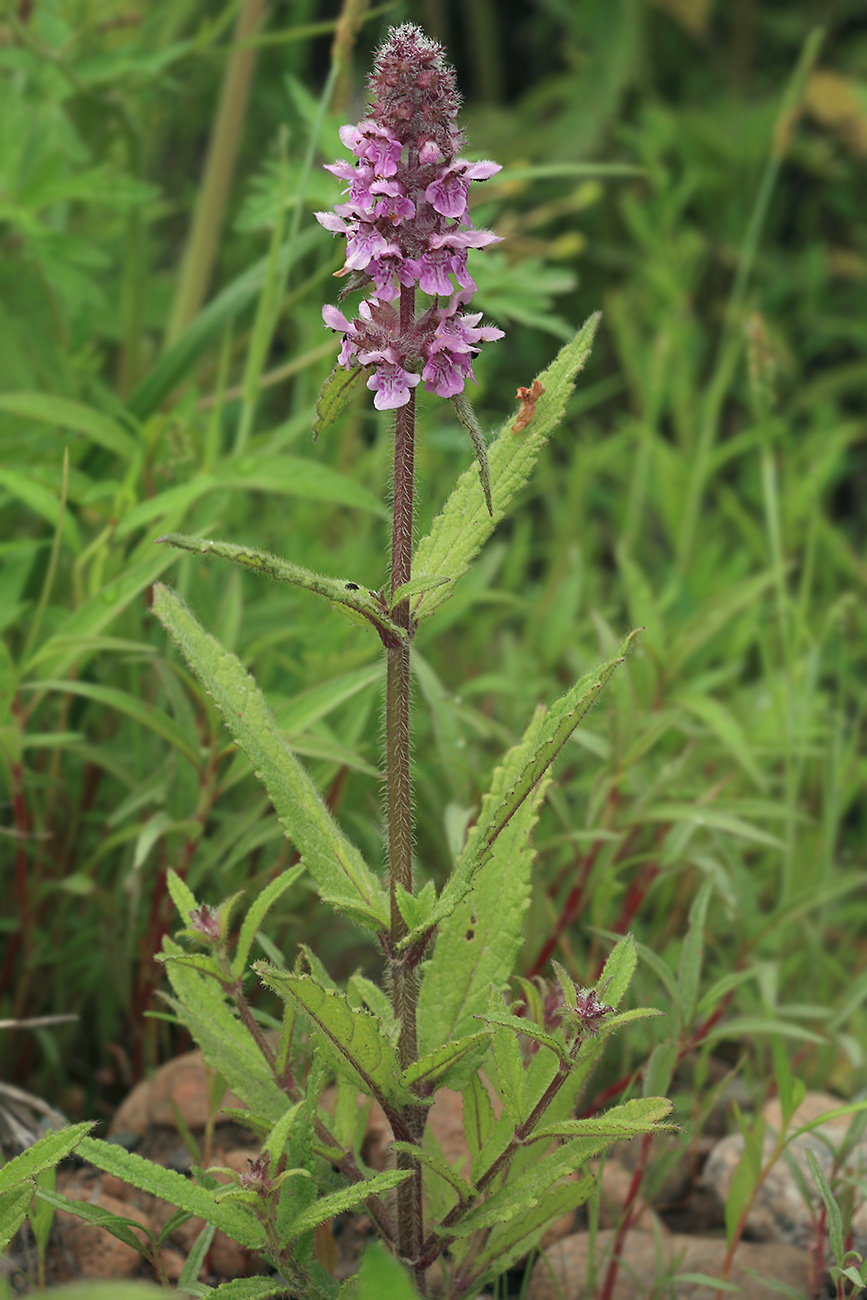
[386,284,426,1291]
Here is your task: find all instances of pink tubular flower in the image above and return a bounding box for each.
[317,23,503,411]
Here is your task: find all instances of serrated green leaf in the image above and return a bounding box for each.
[186,1275,286,1299]
[417,771,549,1054]
[75,1137,266,1248]
[0,1123,94,1196]
[152,585,388,930]
[402,1033,491,1096]
[452,1105,668,1240]
[166,868,199,925]
[288,1168,412,1234]
[597,932,638,1010]
[0,1183,35,1253]
[390,1141,474,1205]
[352,1243,419,1300]
[388,574,450,607]
[312,363,365,440]
[451,391,493,516]
[161,938,288,1125]
[232,866,305,979]
[529,1096,674,1144]
[472,1175,594,1286]
[348,974,396,1035]
[477,1011,567,1063]
[410,314,600,621]
[257,968,414,1111]
[263,1100,306,1169]
[421,636,637,941]
[161,952,226,980]
[157,534,404,645]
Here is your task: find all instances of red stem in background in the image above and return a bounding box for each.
[597,1130,653,1300]
[527,844,598,979]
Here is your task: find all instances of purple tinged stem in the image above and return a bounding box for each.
[386,285,427,1290]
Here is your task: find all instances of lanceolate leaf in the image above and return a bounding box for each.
[528,1096,675,1144]
[417,635,637,941]
[451,391,492,517]
[417,773,549,1055]
[157,534,405,646]
[410,313,600,622]
[256,968,416,1112]
[402,1032,491,1096]
[472,1175,595,1287]
[451,1099,672,1239]
[312,362,365,440]
[0,1123,94,1196]
[76,1138,265,1248]
[0,1185,35,1254]
[232,865,306,979]
[151,585,388,931]
[0,1126,95,1254]
[287,1168,412,1234]
[160,937,289,1126]
[203,1278,288,1299]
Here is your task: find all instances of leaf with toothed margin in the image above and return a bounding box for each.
[451,1099,673,1240]
[256,967,417,1112]
[406,632,640,950]
[451,391,493,517]
[401,1031,491,1095]
[410,313,600,622]
[157,534,404,645]
[312,362,365,441]
[151,584,389,931]
[417,770,550,1056]
[470,1175,595,1289]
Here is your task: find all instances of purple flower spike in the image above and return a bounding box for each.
[318,23,503,411]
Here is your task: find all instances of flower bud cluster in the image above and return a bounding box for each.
[316,23,504,410]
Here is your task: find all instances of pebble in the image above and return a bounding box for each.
[110,1050,246,1135]
[702,1090,867,1254]
[54,1189,151,1281]
[528,1227,809,1299]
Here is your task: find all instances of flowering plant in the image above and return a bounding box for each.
[55,21,673,1300]
[316,25,503,411]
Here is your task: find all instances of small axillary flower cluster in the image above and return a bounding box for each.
[316,23,504,410]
